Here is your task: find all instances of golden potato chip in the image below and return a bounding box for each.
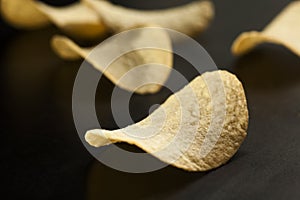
[83,0,214,36]
[51,35,88,60]
[232,1,300,56]
[1,0,49,29]
[51,26,173,94]
[1,0,107,39]
[85,70,249,171]
[34,2,107,40]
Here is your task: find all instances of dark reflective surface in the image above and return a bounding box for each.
[1,0,300,199]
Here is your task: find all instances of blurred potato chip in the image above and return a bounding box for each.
[51,25,173,94]
[83,0,214,36]
[0,0,107,40]
[1,0,49,29]
[232,1,300,57]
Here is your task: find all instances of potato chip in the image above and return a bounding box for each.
[232,1,300,56]
[1,0,107,39]
[51,25,173,94]
[83,0,214,36]
[85,70,249,171]
[1,0,49,29]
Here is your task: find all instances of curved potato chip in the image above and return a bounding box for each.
[232,1,300,57]
[52,26,173,94]
[1,0,107,39]
[0,0,49,29]
[85,70,249,171]
[83,0,214,36]
[51,35,88,60]
[34,2,107,39]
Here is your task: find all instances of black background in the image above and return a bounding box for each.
[1,0,300,199]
